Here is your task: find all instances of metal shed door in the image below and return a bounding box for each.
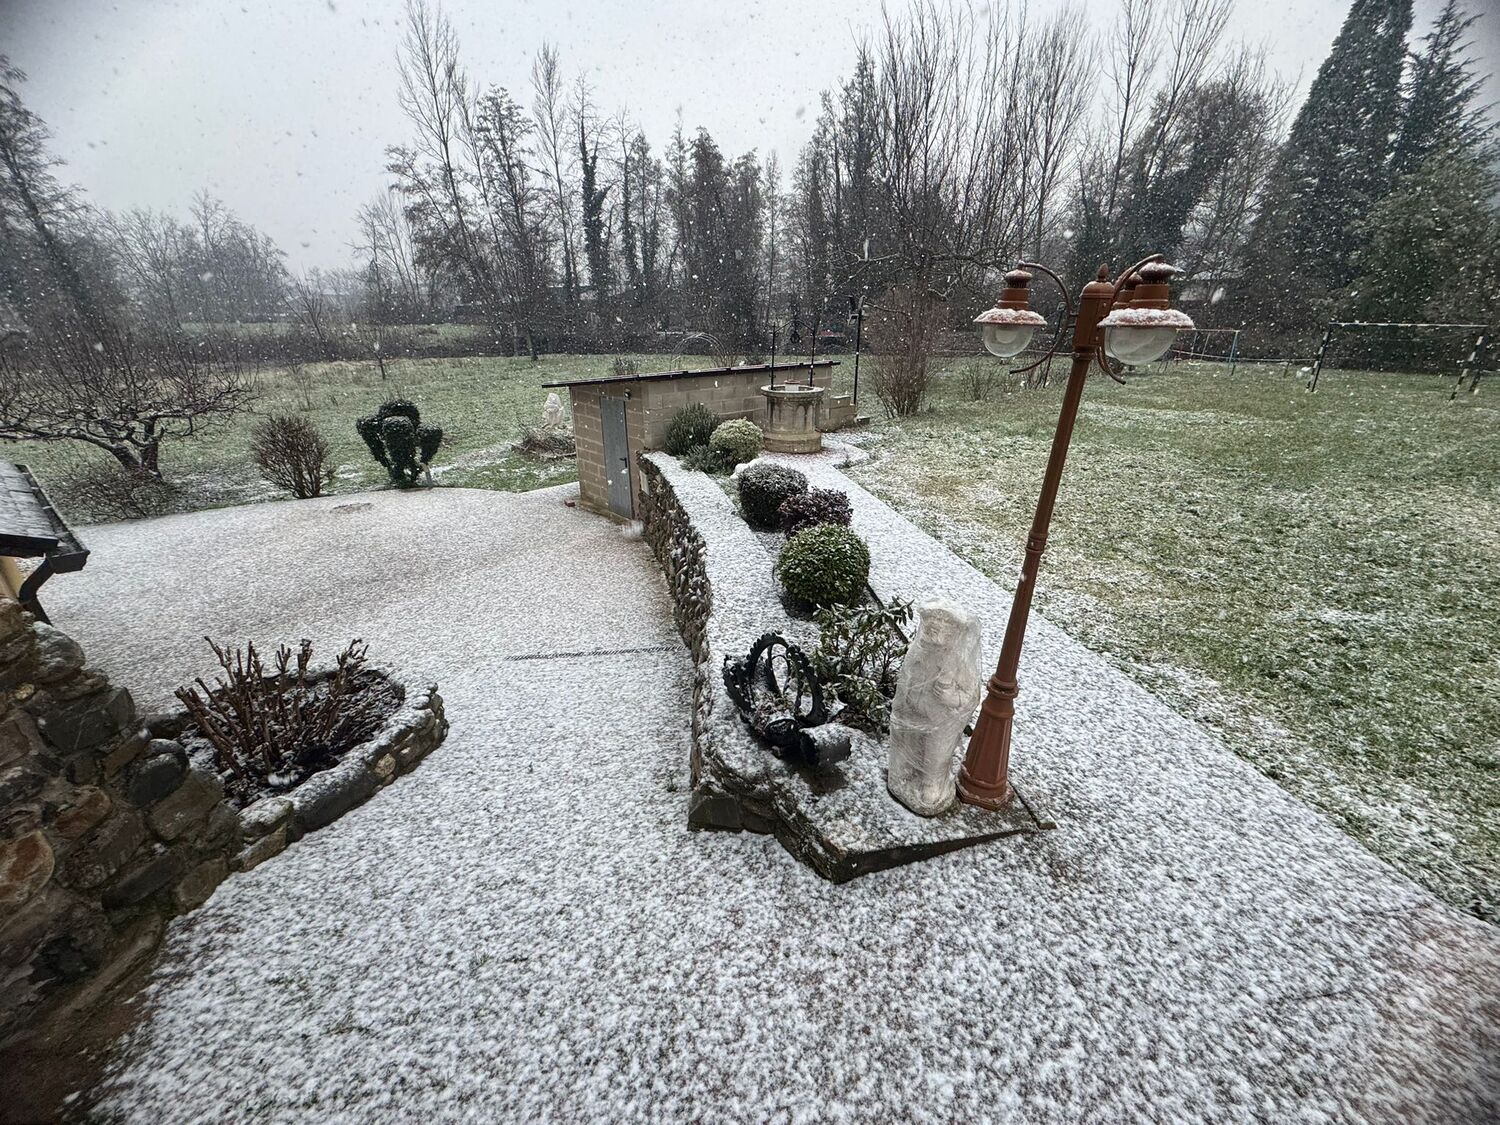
[601,396,633,517]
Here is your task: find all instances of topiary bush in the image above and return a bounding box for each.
[737,462,808,529]
[776,523,871,607]
[779,487,853,536]
[663,402,718,456]
[356,399,443,488]
[708,418,763,467]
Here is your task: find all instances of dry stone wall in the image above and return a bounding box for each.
[0,600,447,1044]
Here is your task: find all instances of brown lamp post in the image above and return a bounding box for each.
[957,256,1194,809]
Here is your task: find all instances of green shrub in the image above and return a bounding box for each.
[708,419,763,467]
[737,462,808,529]
[356,399,443,488]
[776,524,871,607]
[681,443,729,474]
[663,402,718,456]
[779,487,852,535]
[813,598,913,731]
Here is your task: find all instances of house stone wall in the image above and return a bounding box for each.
[0,601,447,1046]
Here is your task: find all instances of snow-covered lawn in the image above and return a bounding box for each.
[43,482,1499,1122]
[847,364,1500,921]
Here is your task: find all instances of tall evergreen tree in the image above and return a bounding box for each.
[1244,0,1412,326]
[1391,0,1495,175]
[1352,152,1499,326]
[1353,2,1498,329]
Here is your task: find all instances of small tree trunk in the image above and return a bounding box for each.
[108,445,143,474]
[139,441,163,480]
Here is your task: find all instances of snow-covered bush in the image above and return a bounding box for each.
[663,402,718,456]
[778,487,852,535]
[356,398,442,488]
[737,462,808,529]
[708,418,763,467]
[813,598,913,732]
[776,523,870,607]
[174,638,399,801]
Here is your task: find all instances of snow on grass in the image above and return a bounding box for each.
[847,361,1500,922]
[37,479,1500,1122]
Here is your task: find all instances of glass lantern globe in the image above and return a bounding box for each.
[981,322,1035,358]
[1103,325,1178,364]
[1097,307,1194,366]
[974,306,1047,359]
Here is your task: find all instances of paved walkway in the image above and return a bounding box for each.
[44,481,1500,1123]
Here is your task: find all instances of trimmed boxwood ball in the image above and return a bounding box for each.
[779,487,853,535]
[737,462,808,529]
[708,418,763,467]
[776,524,871,607]
[663,402,718,457]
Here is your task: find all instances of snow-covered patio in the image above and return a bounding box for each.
[43,479,1500,1122]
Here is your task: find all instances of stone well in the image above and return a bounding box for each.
[760,383,826,454]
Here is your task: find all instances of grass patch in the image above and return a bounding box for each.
[848,360,1499,922]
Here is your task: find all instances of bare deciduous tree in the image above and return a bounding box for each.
[0,325,255,478]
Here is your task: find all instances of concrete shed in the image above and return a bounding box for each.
[546,361,853,520]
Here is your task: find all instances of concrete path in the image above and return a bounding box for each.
[42,481,1500,1123]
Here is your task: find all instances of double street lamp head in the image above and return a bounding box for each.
[974,258,1194,366]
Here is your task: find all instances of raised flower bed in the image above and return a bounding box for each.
[638,451,1050,882]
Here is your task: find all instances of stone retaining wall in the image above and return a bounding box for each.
[0,601,447,1044]
[638,453,801,835]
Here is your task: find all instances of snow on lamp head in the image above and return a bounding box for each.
[1097,261,1194,366]
[973,268,1048,359]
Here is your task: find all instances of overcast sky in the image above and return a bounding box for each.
[2,0,1493,271]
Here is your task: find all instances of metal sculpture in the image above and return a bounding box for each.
[723,633,851,771]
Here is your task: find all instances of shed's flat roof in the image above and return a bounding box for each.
[544,359,839,389]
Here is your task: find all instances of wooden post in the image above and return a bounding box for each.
[1451,327,1489,400]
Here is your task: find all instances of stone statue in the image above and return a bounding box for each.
[886,598,982,816]
[542,392,565,431]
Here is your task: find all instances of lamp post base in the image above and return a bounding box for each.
[956,767,1013,810]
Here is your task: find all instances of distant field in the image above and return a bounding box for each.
[847,360,1499,921]
[15,353,733,518]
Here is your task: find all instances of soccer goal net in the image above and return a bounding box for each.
[1306,320,1493,394]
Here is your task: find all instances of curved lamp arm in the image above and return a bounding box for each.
[1007,260,1075,377]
